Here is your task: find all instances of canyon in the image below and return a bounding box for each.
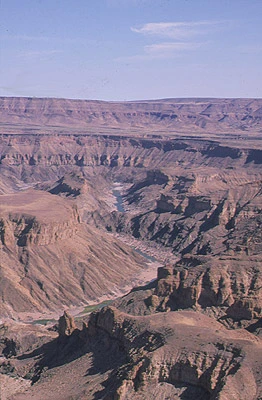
[0,97,261,399]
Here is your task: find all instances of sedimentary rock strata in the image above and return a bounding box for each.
[0,97,261,399]
[5,306,262,400]
[115,256,262,328]
[0,189,146,317]
[0,97,261,137]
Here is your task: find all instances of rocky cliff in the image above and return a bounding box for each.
[114,167,262,257]
[0,97,261,137]
[115,256,262,328]
[5,306,261,400]
[0,189,146,317]
[0,97,261,399]
[0,134,261,173]
[85,306,262,400]
[0,132,261,318]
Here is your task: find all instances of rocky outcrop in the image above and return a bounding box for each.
[0,189,80,248]
[48,172,88,197]
[0,97,261,135]
[0,134,261,171]
[82,306,262,400]
[156,194,175,212]
[58,311,76,337]
[6,306,261,400]
[115,255,262,328]
[0,190,146,317]
[0,320,57,359]
[0,97,261,399]
[1,211,79,248]
[227,296,262,321]
[115,167,262,258]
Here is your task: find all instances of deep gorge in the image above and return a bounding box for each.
[0,97,261,400]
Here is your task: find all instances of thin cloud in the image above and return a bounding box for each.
[121,20,227,62]
[115,41,203,62]
[145,41,203,54]
[131,20,228,39]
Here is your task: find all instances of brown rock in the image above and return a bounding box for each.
[58,311,76,337]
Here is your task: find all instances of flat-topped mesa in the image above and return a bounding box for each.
[0,190,79,248]
[0,97,261,135]
[81,305,262,400]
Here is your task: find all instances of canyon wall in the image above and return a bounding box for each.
[0,97,261,399]
[0,97,261,137]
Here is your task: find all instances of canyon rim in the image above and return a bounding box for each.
[0,96,261,400]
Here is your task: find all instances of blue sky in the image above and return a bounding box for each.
[0,0,261,100]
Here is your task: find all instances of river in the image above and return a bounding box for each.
[112,183,125,212]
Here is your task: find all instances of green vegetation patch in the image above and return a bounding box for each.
[80,300,114,315]
[32,318,56,325]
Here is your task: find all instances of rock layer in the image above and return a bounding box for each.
[115,255,262,327]
[0,97,261,136]
[0,190,146,317]
[6,307,262,400]
[0,97,261,399]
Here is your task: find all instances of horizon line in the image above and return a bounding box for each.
[0,95,261,102]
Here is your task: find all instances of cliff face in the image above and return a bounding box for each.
[115,256,262,326]
[0,97,261,400]
[0,97,261,135]
[0,190,79,247]
[0,134,262,172]
[84,306,262,400]
[7,306,261,400]
[0,190,146,317]
[116,167,262,257]
[0,132,261,319]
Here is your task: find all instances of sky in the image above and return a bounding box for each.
[0,0,261,100]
